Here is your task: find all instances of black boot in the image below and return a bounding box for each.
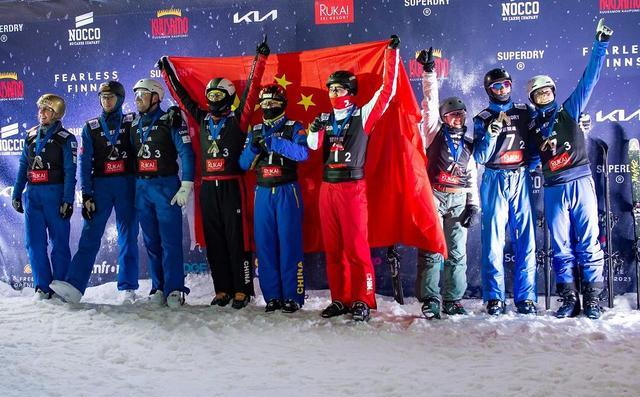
[231,293,250,309]
[556,290,581,318]
[211,293,231,307]
[265,299,282,313]
[282,300,300,314]
[582,287,603,320]
[486,300,506,316]
[321,301,349,318]
[351,301,371,322]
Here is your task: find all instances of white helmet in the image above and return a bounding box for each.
[37,93,66,120]
[205,77,236,97]
[526,75,555,103]
[133,78,165,101]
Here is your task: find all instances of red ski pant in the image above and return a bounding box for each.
[319,180,376,308]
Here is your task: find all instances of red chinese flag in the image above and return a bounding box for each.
[162,40,446,256]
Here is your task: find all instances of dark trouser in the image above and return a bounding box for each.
[200,179,253,296]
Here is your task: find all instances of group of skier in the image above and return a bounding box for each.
[416,18,613,320]
[10,18,613,321]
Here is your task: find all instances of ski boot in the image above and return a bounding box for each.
[321,301,349,318]
[515,300,537,315]
[231,292,250,309]
[443,300,466,316]
[265,299,282,313]
[211,292,231,307]
[351,301,371,322]
[486,299,506,316]
[582,288,603,320]
[555,290,581,318]
[49,280,82,304]
[282,300,300,314]
[166,291,185,308]
[421,296,441,319]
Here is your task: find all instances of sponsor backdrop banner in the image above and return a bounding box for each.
[0,0,638,298]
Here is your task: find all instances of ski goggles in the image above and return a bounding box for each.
[134,89,152,99]
[259,99,283,109]
[489,80,512,91]
[206,90,226,102]
[444,110,466,118]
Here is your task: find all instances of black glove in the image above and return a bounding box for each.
[157,56,167,71]
[12,198,23,213]
[460,205,479,228]
[81,194,96,221]
[167,106,183,128]
[415,47,435,73]
[389,35,400,50]
[596,18,613,42]
[256,34,270,56]
[309,116,326,133]
[59,202,73,219]
[251,132,269,154]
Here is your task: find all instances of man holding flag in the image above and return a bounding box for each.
[307,35,401,322]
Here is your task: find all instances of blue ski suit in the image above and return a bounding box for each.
[133,106,194,297]
[239,116,308,305]
[12,121,77,294]
[63,110,139,294]
[473,102,538,303]
[529,40,608,294]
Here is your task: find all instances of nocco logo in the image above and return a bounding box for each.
[0,122,24,156]
[54,71,119,93]
[596,108,640,122]
[501,1,540,22]
[68,12,101,46]
[599,0,640,13]
[151,8,189,39]
[584,43,640,68]
[496,49,545,70]
[0,72,24,101]
[403,0,450,17]
[408,48,450,81]
[314,0,354,25]
[233,9,278,23]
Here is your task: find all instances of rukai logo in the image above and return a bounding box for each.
[408,48,450,80]
[151,8,189,39]
[596,108,640,122]
[0,122,24,156]
[599,0,640,13]
[403,0,451,18]
[68,12,101,45]
[315,0,354,25]
[233,9,278,23]
[501,1,540,22]
[584,43,640,68]
[0,72,24,101]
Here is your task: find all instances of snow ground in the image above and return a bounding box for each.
[1,275,640,397]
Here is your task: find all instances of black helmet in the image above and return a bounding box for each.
[326,70,357,95]
[439,96,466,119]
[98,81,126,98]
[259,83,287,107]
[484,68,512,102]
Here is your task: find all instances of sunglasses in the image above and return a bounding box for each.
[206,90,226,102]
[99,93,116,100]
[260,99,283,109]
[489,80,512,91]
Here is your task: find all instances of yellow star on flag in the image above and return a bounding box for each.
[274,74,292,89]
[297,93,316,111]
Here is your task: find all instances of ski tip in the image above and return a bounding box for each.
[630,138,640,151]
